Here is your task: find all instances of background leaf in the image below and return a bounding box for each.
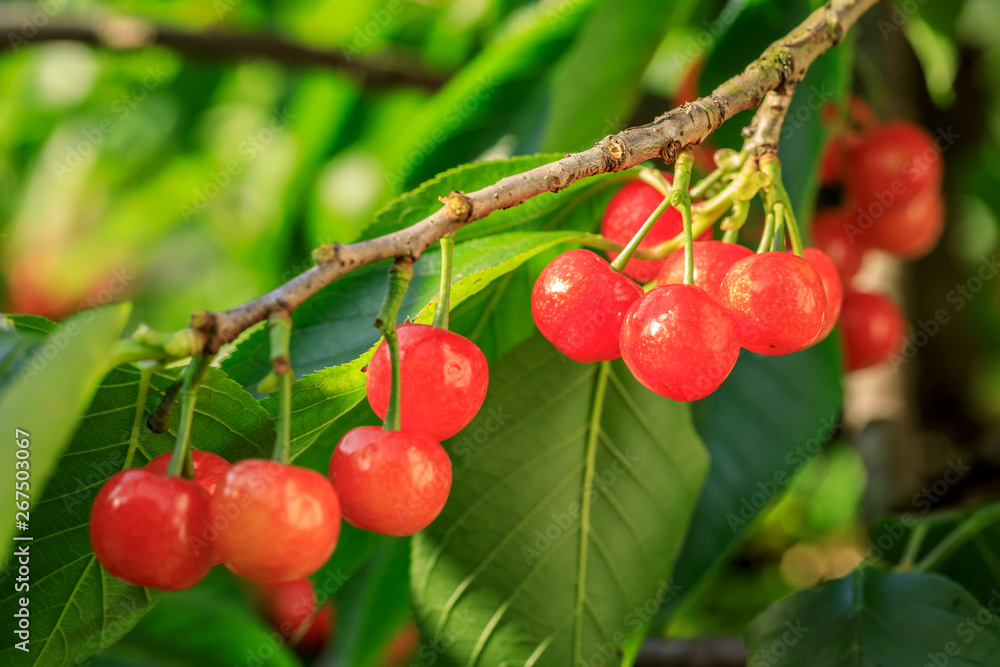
[411,336,708,666]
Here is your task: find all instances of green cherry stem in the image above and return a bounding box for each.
[760,155,804,256]
[608,196,672,273]
[165,353,214,478]
[374,257,414,432]
[771,202,786,252]
[123,363,156,469]
[432,232,456,330]
[268,312,294,464]
[757,211,776,254]
[671,150,696,285]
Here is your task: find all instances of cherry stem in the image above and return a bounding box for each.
[913,503,1000,573]
[721,229,739,243]
[637,168,672,197]
[757,211,776,254]
[165,353,213,478]
[772,202,786,252]
[432,232,456,330]
[608,194,672,273]
[760,156,803,256]
[671,150,696,285]
[898,521,930,569]
[375,257,414,432]
[123,364,155,469]
[267,312,294,463]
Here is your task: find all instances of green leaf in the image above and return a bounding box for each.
[411,336,708,665]
[744,567,1000,665]
[0,305,130,553]
[333,538,412,667]
[112,573,301,667]
[540,0,681,151]
[384,0,600,189]
[6,314,59,336]
[655,339,842,626]
[0,364,275,667]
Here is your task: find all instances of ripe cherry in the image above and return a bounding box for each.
[719,252,827,355]
[366,323,488,441]
[846,121,943,207]
[532,249,644,363]
[852,187,944,259]
[601,178,710,282]
[257,578,334,650]
[90,469,215,591]
[619,284,741,401]
[210,460,341,583]
[145,450,230,495]
[819,132,858,186]
[840,290,906,371]
[803,248,843,343]
[330,427,452,536]
[656,241,754,302]
[811,209,864,280]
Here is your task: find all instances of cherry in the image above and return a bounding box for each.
[656,241,754,302]
[840,290,906,371]
[257,578,334,650]
[719,252,826,355]
[846,121,943,208]
[531,249,644,363]
[803,248,843,343]
[819,132,860,186]
[811,209,864,280]
[366,323,488,441]
[382,621,421,666]
[90,469,215,591]
[601,178,710,283]
[330,426,452,536]
[145,450,230,495]
[210,460,341,583]
[619,284,741,401]
[852,187,944,259]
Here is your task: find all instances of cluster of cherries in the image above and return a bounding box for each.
[532,176,842,401]
[89,325,487,595]
[813,99,943,370]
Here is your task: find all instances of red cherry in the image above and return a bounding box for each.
[811,209,864,280]
[601,178,710,283]
[144,450,231,495]
[531,249,644,363]
[330,426,452,536]
[656,241,754,301]
[619,284,741,401]
[840,291,906,371]
[90,470,215,590]
[846,121,943,208]
[819,132,860,186]
[257,578,334,650]
[382,621,421,667]
[719,253,827,355]
[851,187,944,259]
[366,323,488,441]
[210,460,341,583]
[803,248,843,343]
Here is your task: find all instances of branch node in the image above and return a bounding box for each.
[312,242,344,264]
[660,140,683,164]
[600,135,629,170]
[439,191,473,222]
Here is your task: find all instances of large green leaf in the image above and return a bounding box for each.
[656,340,842,626]
[333,538,412,667]
[0,364,275,667]
[411,336,708,665]
[385,0,600,190]
[744,567,1000,665]
[0,305,130,553]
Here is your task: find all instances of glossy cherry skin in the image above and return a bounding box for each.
[720,252,827,355]
[803,248,843,343]
[656,241,754,302]
[366,323,488,441]
[90,470,215,591]
[847,121,943,207]
[840,291,906,371]
[620,284,741,401]
[601,178,710,283]
[145,450,231,495]
[257,578,334,650]
[330,426,452,536]
[811,209,864,280]
[210,460,341,583]
[532,249,644,363]
[854,187,944,259]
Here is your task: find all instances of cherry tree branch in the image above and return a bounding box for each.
[125,0,878,356]
[0,12,445,89]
